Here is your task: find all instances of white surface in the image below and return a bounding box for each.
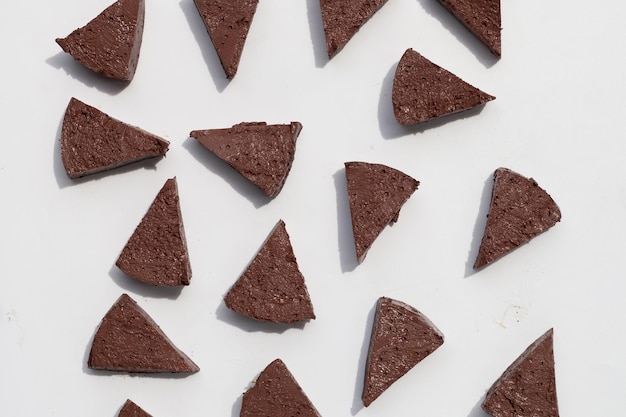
[1,0,625,415]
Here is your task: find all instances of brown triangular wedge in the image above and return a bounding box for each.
[193,0,259,79]
[482,329,559,417]
[88,294,199,373]
[437,0,502,57]
[344,161,419,264]
[116,178,192,286]
[392,48,495,126]
[224,220,315,324]
[56,0,145,81]
[118,399,153,417]
[60,97,169,179]
[363,297,444,406]
[319,0,389,59]
[474,168,561,270]
[190,121,302,198]
[240,359,322,417]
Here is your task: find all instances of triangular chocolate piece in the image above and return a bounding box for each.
[392,48,495,126]
[363,297,444,406]
[88,294,199,373]
[345,161,419,264]
[437,0,502,57]
[240,359,322,417]
[118,399,153,417]
[474,168,561,270]
[319,0,389,59]
[60,97,169,179]
[193,0,259,79]
[482,329,559,417]
[224,220,315,323]
[116,178,192,286]
[190,122,302,198]
[56,0,145,81]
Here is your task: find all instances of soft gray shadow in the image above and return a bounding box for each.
[350,300,376,415]
[215,302,307,334]
[183,136,270,208]
[333,169,358,273]
[82,312,196,379]
[464,172,494,277]
[231,391,244,417]
[46,52,130,95]
[306,0,329,68]
[416,0,499,68]
[378,62,491,140]
[53,115,163,189]
[466,395,490,417]
[108,265,185,300]
[179,0,230,92]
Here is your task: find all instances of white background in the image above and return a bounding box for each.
[1,0,625,416]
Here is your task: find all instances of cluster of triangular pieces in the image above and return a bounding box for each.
[474,168,561,270]
[224,220,315,324]
[88,293,199,373]
[437,0,502,57]
[240,359,322,417]
[116,177,192,286]
[56,0,145,81]
[190,121,302,198]
[392,48,495,126]
[60,97,169,179]
[193,0,259,78]
[363,297,444,406]
[345,161,419,264]
[482,329,559,417]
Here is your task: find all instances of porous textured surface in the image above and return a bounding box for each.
[56,0,145,80]
[392,48,495,126]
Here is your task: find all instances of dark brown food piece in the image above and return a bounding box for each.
[474,168,561,270]
[363,297,444,407]
[482,329,559,417]
[193,0,259,79]
[392,48,495,126]
[319,0,389,59]
[240,359,322,417]
[88,293,199,373]
[56,0,145,81]
[437,0,501,57]
[345,161,419,264]
[190,122,302,198]
[118,399,153,417]
[224,220,315,324]
[116,178,192,286]
[60,97,169,179]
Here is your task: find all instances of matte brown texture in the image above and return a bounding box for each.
[118,399,153,417]
[224,220,315,324]
[116,178,192,286]
[319,0,389,58]
[190,122,302,198]
[60,97,169,179]
[363,297,444,406]
[437,0,501,57]
[474,168,561,270]
[482,329,559,417]
[345,161,419,264]
[240,359,322,417]
[392,48,495,126]
[88,294,199,373]
[193,0,259,78]
[56,0,145,81]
